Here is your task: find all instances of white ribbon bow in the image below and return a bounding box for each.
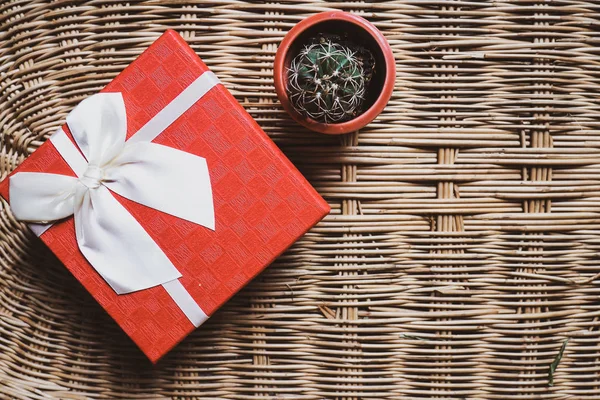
[9,90,215,295]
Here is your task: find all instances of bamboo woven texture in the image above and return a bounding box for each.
[2,0,600,399]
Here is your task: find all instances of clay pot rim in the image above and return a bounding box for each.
[274,11,396,135]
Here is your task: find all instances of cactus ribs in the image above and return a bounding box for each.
[286,34,375,124]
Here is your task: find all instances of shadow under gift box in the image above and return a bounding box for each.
[0,29,330,363]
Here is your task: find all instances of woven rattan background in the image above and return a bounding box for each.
[2,1,600,399]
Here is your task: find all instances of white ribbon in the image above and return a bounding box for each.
[9,71,221,327]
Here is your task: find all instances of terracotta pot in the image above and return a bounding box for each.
[274,11,396,135]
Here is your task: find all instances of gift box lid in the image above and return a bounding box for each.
[0,30,330,363]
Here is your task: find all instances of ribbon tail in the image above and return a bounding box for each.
[104,141,215,230]
[74,185,182,294]
[29,223,53,237]
[67,92,127,166]
[9,172,78,222]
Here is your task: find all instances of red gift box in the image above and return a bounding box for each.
[0,30,329,363]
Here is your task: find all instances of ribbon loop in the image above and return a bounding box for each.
[9,172,78,222]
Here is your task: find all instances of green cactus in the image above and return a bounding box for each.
[286,35,375,124]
